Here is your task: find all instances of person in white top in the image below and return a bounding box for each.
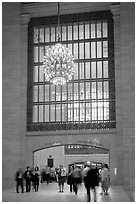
[100,164,110,195]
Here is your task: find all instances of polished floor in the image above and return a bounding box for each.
[2,182,131,202]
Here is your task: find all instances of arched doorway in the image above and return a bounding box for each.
[33,144,109,170]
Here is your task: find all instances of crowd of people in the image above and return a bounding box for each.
[15,162,110,202]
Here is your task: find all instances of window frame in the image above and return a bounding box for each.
[27,10,116,131]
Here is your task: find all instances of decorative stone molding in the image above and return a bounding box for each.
[20,13,31,26]
[110,4,120,18]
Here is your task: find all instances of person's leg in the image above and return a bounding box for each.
[94,187,97,202]
[86,187,91,202]
[26,179,28,192]
[70,184,72,192]
[16,180,19,193]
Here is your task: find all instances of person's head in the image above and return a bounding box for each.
[35,166,39,171]
[26,166,30,170]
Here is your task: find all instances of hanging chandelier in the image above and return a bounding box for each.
[43,3,75,86]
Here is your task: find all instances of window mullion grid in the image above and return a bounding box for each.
[78,22,80,126]
[60,85,62,124]
[89,21,92,127]
[38,27,40,124]
[101,20,104,127]
[49,84,51,123]
[84,21,86,125]
[43,27,46,123]
[55,85,56,124]
[95,20,98,128]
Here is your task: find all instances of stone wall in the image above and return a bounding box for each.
[2,2,135,197]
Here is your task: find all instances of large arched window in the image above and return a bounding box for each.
[27,10,116,131]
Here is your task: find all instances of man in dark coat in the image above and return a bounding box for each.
[85,164,99,202]
[24,166,32,192]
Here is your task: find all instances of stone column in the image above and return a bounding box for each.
[110,4,123,186]
[20,13,31,168]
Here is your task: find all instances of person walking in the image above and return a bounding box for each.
[15,168,24,193]
[85,164,99,202]
[57,165,66,193]
[67,166,74,192]
[100,164,110,195]
[72,166,82,195]
[24,166,32,193]
[45,165,51,184]
[33,166,40,192]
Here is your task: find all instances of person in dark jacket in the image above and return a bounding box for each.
[33,166,39,192]
[15,168,24,193]
[24,166,32,193]
[85,164,99,202]
[67,166,74,192]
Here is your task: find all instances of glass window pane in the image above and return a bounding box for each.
[74,63,78,80]
[98,102,103,120]
[74,83,79,100]
[34,27,38,43]
[40,28,44,42]
[50,27,55,42]
[33,66,38,82]
[39,66,44,82]
[39,105,43,122]
[80,102,85,121]
[92,82,96,99]
[91,42,96,58]
[62,26,66,41]
[104,101,109,120]
[62,104,67,121]
[98,82,102,99]
[103,61,108,78]
[50,105,55,122]
[92,102,97,120]
[68,25,72,40]
[86,103,91,121]
[45,105,49,122]
[45,27,50,42]
[103,41,108,57]
[33,85,38,102]
[97,61,102,78]
[97,41,102,58]
[68,103,73,121]
[85,82,90,99]
[80,83,84,99]
[91,23,95,38]
[45,85,49,101]
[39,46,44,62]
[34,47,38,62]
[74,43,78,59]
[79,43,84,59]
[68,44,72,54]
[85,23,89,39]
[68,83,73,100]
[39,85,44,101]
[97,22,101,38]
[56,104,61,121]
[33,105,38,122]
[74,102,79,121]
[104,81,109,98]
[79,63,84,79]
[85,42,90,59]
[74,24,78,40]
[91,62,96,78]
[56,86,61,101]
[50,85,55,101]
[85,62,90,79]
[103,22,108,37]
[79,23,84,39]
[62,85,67,101]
